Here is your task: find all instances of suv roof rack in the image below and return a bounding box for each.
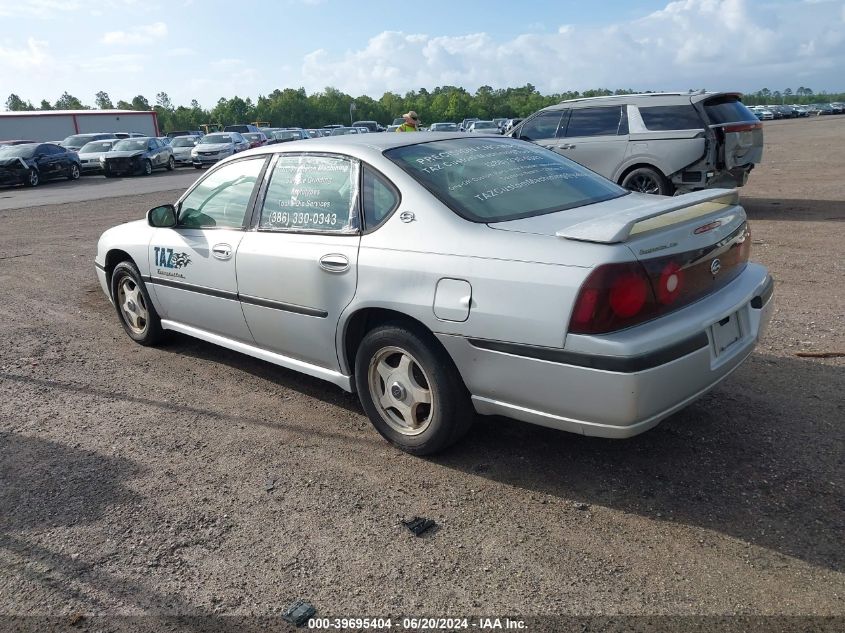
[559,90,713,104]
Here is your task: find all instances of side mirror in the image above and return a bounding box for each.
[147,204,177,228]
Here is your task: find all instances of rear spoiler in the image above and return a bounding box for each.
[556,189,740,244]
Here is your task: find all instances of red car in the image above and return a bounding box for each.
[242,132,268,149]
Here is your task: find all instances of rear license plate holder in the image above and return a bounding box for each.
[711,311,742,356]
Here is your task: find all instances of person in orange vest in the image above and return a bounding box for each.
[396,111,420,132]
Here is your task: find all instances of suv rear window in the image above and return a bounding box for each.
[639,105,703,131]
[703,96,757,124]
[385,137,626,223]
[564,106,626,137]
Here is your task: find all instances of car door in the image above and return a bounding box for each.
[147,139,161,167]
[556,106,629,179]
[236,153,362,371]
[36,144,60,178]
[147,156,268,342]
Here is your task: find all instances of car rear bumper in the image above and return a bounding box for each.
[438,265,774,438]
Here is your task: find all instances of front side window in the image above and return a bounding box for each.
[258,154,360,233]
[517,111,564,141]
[564,106,625,137]
[178,158,265,229]
[386,137,626,223]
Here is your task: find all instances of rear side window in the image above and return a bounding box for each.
[703,96,757,124]
[258,154,360,233]
[517,111,564,141]
[564,106,625,137]
[639,105,703,131]
[362,166,399,230]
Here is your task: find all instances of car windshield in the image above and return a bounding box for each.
[385,137,627,223]
[472,122,497,129]
[201,134,232,144]
[330,128,357,136]
[273,131,302,140]
[0,144,37,158]
[243,133,262,141]
[79,141,114,153]
[432,123,457,131]
[63,135,100,146]
[112,140,148,151]
[171,138,197,147]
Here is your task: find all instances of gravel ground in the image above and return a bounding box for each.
[0,118,843,630]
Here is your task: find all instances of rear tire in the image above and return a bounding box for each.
[620,167,673,196]
[355,323,474,455]
[110,261,165,346]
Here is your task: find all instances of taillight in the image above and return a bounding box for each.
[722,122,762,133]
[569,262,656,334]
[569,222,751,335]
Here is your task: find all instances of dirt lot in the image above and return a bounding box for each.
[0,118,843,630]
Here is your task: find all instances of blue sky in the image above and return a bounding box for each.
[1,0,843,108]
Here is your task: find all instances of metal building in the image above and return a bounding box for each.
[0,110,160,142]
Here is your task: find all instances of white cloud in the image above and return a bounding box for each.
[0,37,52,70]
[299,0,845,95]
[101,21,167,45]
[0,0,80,18]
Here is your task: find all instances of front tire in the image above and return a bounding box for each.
[26,169,39,187]
[142,159,153,176]
[194,164,203,170]
[620,166,673,196]
[166,156,175,171]
[67,163,80,180]
[355,324,473,455]
[110,261,164,346]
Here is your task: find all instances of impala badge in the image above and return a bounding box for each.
[710,258,722,276]
[399,211,416,223]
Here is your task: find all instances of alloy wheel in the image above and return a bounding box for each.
[367,346,434,436]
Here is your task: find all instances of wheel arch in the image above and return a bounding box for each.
[340,307,453,379]
[615,161,669,185]
[104,249,135,292]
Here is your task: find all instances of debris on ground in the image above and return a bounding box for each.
[574,502,591,511]
[402,516,436,536]
[282,600,316,627]
[795,352,845,358]
[264,477,277,492]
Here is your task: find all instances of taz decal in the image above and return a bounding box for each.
[153,247,192,269]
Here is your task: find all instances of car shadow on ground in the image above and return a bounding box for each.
[157,332,364,417]
[430,353,844,574]
[741,197,845,221]
[150,332,844,574]
[0,432,143,533]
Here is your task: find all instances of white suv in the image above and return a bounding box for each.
[510,91,763,195]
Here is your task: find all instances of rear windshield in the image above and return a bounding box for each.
[385,137,627,223]
[201,134,233,144]
[703,96,757,124]
[171,137,197,147]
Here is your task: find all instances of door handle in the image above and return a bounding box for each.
[212,243,232,260]
[319,253,349,272]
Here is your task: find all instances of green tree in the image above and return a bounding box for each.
[54,92,86,110]
[131,95,151,111]
[95,91,114,109]
[39,99,53,110]
[5,93,33,111]
[116,99,133,110]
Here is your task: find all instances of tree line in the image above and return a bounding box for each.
[5,85,845,132]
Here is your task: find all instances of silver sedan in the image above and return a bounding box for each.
[95,134,774,454]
